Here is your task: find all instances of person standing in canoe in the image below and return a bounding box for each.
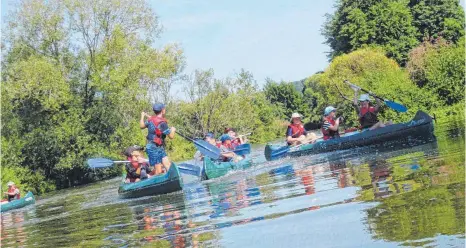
[322,106,343,140]
[286,113,318,146]
[352,88,392,130]
[3,182,20,202]
[124,145,152,183]
[140,103,176,175]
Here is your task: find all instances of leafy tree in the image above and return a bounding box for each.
[264,80,311,120]
[407,37,465,105]
[305,47,440,127]
[322,0,464,65]
[409,0,465,42]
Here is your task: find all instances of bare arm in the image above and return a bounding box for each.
[221,151,236,158]
[353,89,359,106]
[140,112,147,129]
[168,127,176,139]
[328,119,340,131]
[374,98,382,112]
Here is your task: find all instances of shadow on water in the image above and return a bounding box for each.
[1,116,464,247]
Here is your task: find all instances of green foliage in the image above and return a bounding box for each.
[409,0,465,42]
[323,0,464,65]
[1,0,183,193]
[264,80,310,120]
[304,48,440,127]
[407,38,465,105]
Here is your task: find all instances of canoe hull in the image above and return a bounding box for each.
[118,163,183,199]
[1,191,35,213]
[202,156,253,180]
[265,111,435,161]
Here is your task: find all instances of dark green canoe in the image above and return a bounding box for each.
[1,191,35,213]
[118,163,183,199]
[202,156,253,180]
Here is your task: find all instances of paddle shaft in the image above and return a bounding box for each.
[344,80,385,101]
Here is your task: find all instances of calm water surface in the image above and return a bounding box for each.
[1,117,464,247]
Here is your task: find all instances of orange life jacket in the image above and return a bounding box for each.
[288,123,305,138]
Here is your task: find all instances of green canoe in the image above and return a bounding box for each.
[1,191,35,213]
[118,163,183,199]
[202,156,253,180]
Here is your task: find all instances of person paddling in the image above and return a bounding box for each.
[322,106,343,140]
[194,133,236,162]
[286,113,318,146]
[124,145,152,183]
[3,182,20,202]
[224,128,247,147]
[140,103,176,175]
[352,88,392,130]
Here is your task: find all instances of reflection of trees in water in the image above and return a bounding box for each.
[349,137,466,243]
[24,193,134,247]
[1,211,26,246]
[131,192,218,248]
[366,184,464,243]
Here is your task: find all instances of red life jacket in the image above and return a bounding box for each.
[321,117,340,141]
[8,187,20,200]
[147,116,167,146]
[288,123,305,138]
[359,106,378,128]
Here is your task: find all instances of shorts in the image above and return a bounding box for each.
[146,142,167,166]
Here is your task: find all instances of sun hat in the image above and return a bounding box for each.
[324,106,337,116]
[7,181,14,187]
[358,94,371,102]
[290,113,303,121]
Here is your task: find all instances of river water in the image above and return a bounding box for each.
[1,116,464,248]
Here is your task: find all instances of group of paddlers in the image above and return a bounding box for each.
[123,103,248,183]
[286,87,392,146]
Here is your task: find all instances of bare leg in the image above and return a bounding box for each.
[162,157,171,173]
[154,163,163,175]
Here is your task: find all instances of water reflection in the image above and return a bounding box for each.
[0,120,464,247]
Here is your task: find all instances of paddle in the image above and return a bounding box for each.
[232,144,251,156]
[87,158,132,168]
[344,80,408,112]
[176,131,222,160]
[177,163,202,176]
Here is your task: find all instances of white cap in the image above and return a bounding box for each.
[290,113,303,121]
[7,181,15,186]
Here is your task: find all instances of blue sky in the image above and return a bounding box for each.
[2,0,465,90]
[150,0,335,86]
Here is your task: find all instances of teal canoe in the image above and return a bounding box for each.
[118,163,183,199]
[1,191,35,213]
[202,156,253,180]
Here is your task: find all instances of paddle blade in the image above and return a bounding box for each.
[233,144,251,156]
[194,140,221,160]
[87,158,116,168]
[384,100,408,112]
[178,163,202,176]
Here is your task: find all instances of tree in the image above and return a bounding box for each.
[264,80,311,120]
[409,0,465,42]
[322,0,464,65]
[305,47,441,127]
[1,0,184,192]
[407,38,465,105]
